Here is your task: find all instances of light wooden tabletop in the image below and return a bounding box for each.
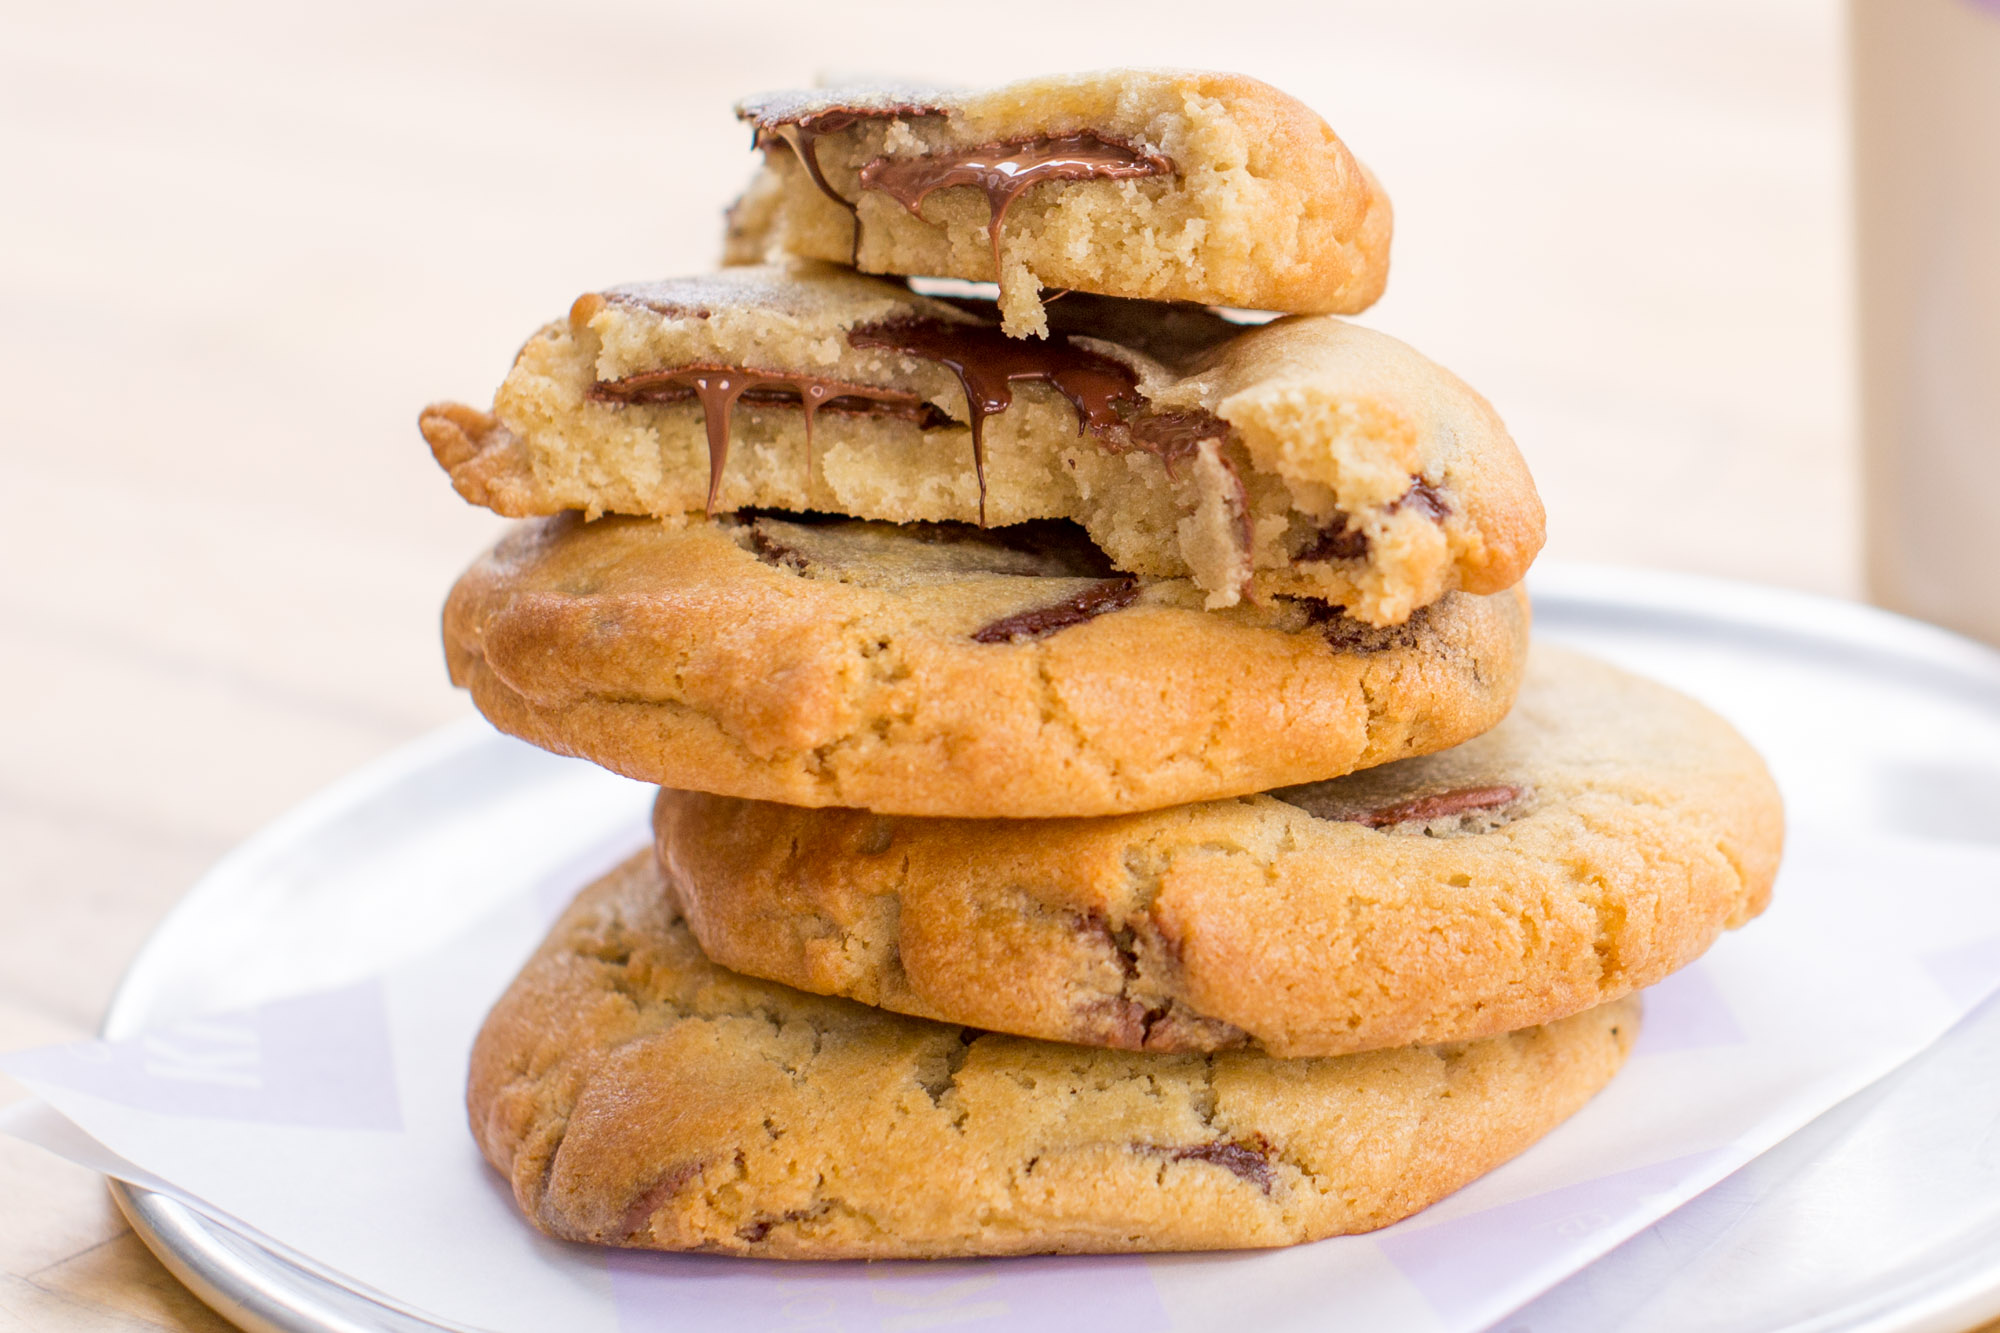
[0,0,1948,1328]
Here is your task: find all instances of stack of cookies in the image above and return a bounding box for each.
[422,71,1784,1259]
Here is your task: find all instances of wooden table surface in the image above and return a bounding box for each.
[3,0,1957,1327]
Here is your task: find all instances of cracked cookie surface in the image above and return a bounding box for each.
[656,647,1782,1055]
[443,512,1530,817]
[420,261,1542,625]
[467,851,1638,1257]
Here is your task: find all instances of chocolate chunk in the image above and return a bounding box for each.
[1070,915,1256,1052]
[1124,408,1231,475]
[618,1161,703,1240]
[1074,996,1149,1050]
[590,365,943,512]
[1148,1139,1275,1194]
[1076,995,1254,1054]
[859,133,1172,280]
[1140,1007,1253,1053]
[1301,599,1429,653]
[745,520,813,574]
[735,1203,828,1244]
[971,578,1140,643]
[1297,517,1370,563]
[1295,478,1447,565]
[1348,785,1524,828]
[1276,783,1526,829]
[1394,477,1450,521]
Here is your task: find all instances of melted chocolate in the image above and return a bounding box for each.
[971,578,1139,643]
[859,133,1172,280]
[755,111,874,265]
[590,366,940,512]
[850,319,1135,520]
[596,317,1241,551]
[747,102,949,264]
[848,318,1229,522]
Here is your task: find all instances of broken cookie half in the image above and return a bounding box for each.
[724,69,1394,338]
[420,263,1542,624]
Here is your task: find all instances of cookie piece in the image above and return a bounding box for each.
[420,263,1542,623]
[656,647,1782,1056]
[468,851,1639,1258]
[725,71,1392,338]
[444,512,1530,817]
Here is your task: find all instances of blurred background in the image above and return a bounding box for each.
[0,0,1931,1324]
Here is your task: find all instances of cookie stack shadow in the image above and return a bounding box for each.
[423,71,1786,1259]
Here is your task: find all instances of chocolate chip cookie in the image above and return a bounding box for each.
[444,512,1530,817]
[421,262,1541,623]
[655,647,1781,1055]
[468,851,1638,1258]
[724,70,1393,337]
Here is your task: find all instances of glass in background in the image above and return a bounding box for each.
[1853,0,2000,647]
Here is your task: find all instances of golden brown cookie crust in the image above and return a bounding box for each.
[657,647,1782,1056]
[729,70,1394,337]
[420,263,1542,624]
[442,513,1532,817]
[467,852,1639,1258]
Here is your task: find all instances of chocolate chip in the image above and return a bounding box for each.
[1296,516,1369,563]
[1276,783,1526,829]
[1296,478,1448,566]
[735,1203,827,1244]
[619,1161,704,1240]
[1348,785,1523,828]
[971,578,1140,644]
[1146,1139,1275,1193]
[1301,599,1429,653]
[1394,478,1449,521]
[1075,996,1150,1050]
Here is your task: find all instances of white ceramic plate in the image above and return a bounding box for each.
[99,564,2000,1333]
